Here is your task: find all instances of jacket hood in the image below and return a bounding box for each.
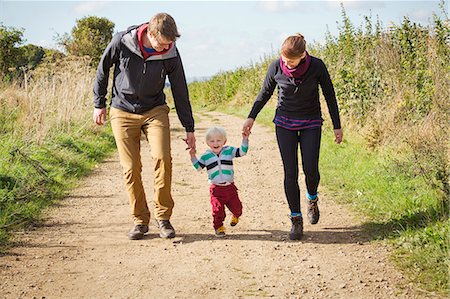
[121,24,177,61]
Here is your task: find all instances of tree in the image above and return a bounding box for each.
[64,16,114,66]
[0,24,24,80]
[42,48,65,63]
[18,44,46,70]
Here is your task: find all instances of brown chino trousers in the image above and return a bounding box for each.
[110,105,173,225]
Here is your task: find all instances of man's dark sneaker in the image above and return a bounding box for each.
[127,224,149,240]
[157,220,176,238]
[289,216,303,240]
[307,197,320,224]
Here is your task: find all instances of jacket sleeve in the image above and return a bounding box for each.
[233,139,249,158]
[248,60,277,119]
[318,59,341,129]
[93,33,121,109]
[191,155,205,171]
[166,49,195,132]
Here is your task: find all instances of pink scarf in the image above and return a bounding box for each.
[280,51,311,79]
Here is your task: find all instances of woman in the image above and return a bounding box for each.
[242,33,343,240]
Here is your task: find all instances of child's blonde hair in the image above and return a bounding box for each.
[205,126,227,141]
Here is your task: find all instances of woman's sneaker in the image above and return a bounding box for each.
[307,198,320,224]
[289,216,303,240]
[230,215,239,226]
[215,226,226,237]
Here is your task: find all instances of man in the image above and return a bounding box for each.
[93,13,196,240]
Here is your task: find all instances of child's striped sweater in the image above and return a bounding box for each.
[191,139,249,185]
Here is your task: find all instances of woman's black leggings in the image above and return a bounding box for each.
[275,126,322,214]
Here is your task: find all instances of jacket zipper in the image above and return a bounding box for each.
[138,61,146,103]
[217,153,224,182]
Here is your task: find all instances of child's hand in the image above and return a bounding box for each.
[242,130,250,139]
[189,147,196,157]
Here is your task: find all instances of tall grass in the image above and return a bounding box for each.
[0,56,116,250]
[185,6,449,295]
[1,57,95,143]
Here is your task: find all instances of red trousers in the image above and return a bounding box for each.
[209,183,243,230]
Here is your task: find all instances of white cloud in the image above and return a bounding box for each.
[37,39,53,48]
[192,43,210,51]
[326,0,386,11]
[260,1,279,12]
[259,1,301,13]
[73,1,107,14]
[409,8,433,22]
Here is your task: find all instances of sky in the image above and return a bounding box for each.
[0,0,447,80]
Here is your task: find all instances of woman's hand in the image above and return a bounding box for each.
[242,118,254,136]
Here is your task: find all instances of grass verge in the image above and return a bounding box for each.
[319,129,448,295]
[0,124,116,251]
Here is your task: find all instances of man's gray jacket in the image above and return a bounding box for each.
[93,25,194,132]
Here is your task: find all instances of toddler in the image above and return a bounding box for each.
[189,126,249,237]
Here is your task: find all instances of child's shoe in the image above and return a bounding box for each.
[230,215,239,226]
[215,226,226,237]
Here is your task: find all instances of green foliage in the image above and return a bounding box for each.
[320,132,446,224]
[321,6,387,122]
[63,16,115,66]
[0,24,24,81]
[0,102,20,134]
[390,17,435,118]
[18,44,46,70]
[433,15,450,65]
[0,24,63,82]
[392,221,449,293]
[42,48,66,63]
[188,55,275,110]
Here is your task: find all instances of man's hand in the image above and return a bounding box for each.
[334,128,343,144]
[93,108,107,125]
[184,132,196,150]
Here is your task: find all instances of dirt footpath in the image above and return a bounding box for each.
[1,111,421,298]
